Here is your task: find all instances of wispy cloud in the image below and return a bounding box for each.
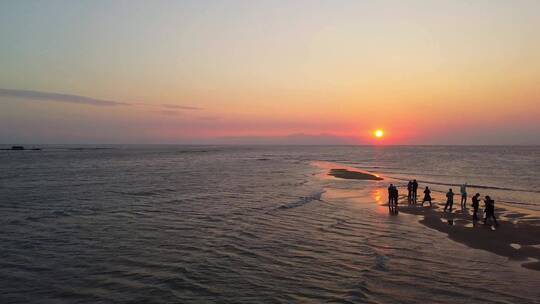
[1,88,204,113]
[161,104,201,110]
[0,88,129,106]
[158,110,183,116]
[197,115,220,121]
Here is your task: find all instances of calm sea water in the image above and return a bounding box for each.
[1,145,539,303]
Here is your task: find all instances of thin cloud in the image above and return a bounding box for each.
[0,88,203,112]
[158,110,183,116]
[161,104,201,110]
[0,88,129,106]
[197,115,220,121]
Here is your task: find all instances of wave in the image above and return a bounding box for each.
[278,190,326,210]
[176,149,216,154]
[119,191,158,196]
[113,188,175,197]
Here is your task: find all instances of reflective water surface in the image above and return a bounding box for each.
[1,146,539,303]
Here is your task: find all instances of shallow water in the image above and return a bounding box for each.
[1,145,539,303]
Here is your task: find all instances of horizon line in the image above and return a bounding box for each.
[1,143,539,147]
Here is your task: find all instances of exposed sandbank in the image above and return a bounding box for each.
[389,196,540,271]
[323,165,540,271]
[328,168,383,181]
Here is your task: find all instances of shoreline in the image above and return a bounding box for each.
[327,167,540,271]
[397,201,540,271]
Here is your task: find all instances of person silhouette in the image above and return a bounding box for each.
[388,184,398,214]
[444,188,454,212]
[460,183,468,208]
[388,184,394,207]
[407,181,413,204]
[422,186,432,207]
[471,193,481,224]
[392,185,399,214]
[483,195,498,226]
[412,179,419,204]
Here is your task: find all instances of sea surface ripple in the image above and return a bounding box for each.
[1,146,539,303]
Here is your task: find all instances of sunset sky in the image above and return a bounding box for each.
[1,0,539,144]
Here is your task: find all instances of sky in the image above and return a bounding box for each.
[1,0,539,145]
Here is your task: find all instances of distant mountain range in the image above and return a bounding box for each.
[191,133,363,145]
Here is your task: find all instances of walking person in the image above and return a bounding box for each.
[483,196,499,226]
[412,179,419,204]
[460,183,468,208]
[444,188,454,212]
[422,186,432,207]
[471,193,481,224]
[407,181,413,204]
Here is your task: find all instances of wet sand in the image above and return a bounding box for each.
[397,201,540,271]
[328,168,540,271]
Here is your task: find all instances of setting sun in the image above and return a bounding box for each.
[374,129,384,139]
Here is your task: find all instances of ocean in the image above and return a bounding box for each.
[1,145,539,303]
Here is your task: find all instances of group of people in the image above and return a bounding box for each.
[404,179,434,206]
[388,179,425,206]
[387,184,399,213]
[388,181,499,226]
[443,183,468,211]
[407,180,419,204]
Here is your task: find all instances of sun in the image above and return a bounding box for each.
[374,129,384,138]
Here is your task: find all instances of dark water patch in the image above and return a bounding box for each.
[51,210,71,217]
[373,254,389,271]
[25,216,41,222]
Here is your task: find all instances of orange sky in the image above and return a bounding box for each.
[1,1,539,144]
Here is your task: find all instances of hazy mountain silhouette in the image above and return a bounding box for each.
[193,133,363,145]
